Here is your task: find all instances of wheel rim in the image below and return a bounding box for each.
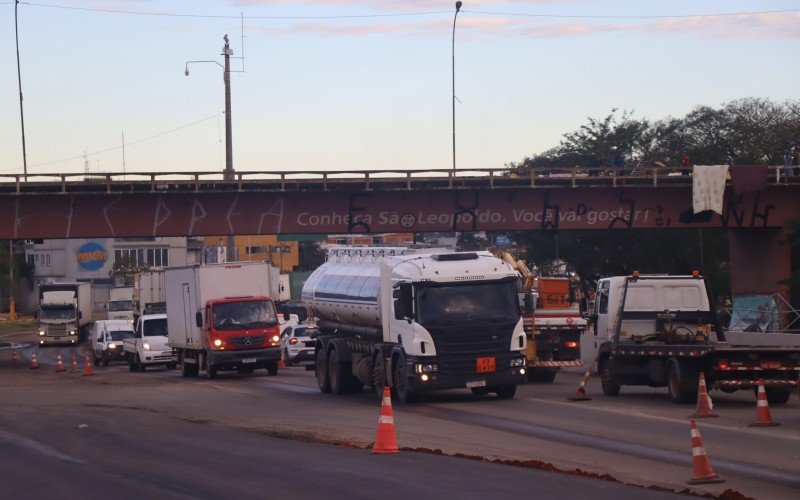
[668,369,678,397]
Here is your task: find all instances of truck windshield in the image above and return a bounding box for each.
[39,307,75,320]
[108,300,134,312]
[107,330,134,341]
[415,279,520,326]
[143,318,168,337]
[213,300,278,330]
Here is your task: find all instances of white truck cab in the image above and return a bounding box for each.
[123,314,176,372]
[91,319,135,366]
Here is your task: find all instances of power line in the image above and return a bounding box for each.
[466,8,800,20]
[21,2,450,19]
[15,2,800,22]
[0,113,222,173]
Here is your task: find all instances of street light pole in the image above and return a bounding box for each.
[452,1,462,175]
[14,0,28,181]
[185,35,236,261]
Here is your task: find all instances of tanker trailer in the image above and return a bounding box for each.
[302,247,528,403]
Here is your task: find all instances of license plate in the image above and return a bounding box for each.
[759,361,782,369]
[476,356,496,373]
[466,380,487,388]
[241,358,257,364]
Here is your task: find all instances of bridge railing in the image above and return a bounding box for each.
[0,165,790,194]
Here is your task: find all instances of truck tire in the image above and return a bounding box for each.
[666,360,697,404]
[316,347,331,393]
[601,360,621,396]
[93,354,100,367]
[205,354,217,380]
[266,361,279,376]
[328,348,358,394]
[136,354,146,373]
[765,387,792,405]
[393,353,416,404]
[128,354,135,372]
[181,358,194,378]
[372,352,396,400]
[102,357,109,367]
[495,385,517,399]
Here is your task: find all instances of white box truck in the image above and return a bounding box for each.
[107,286,135,321]
[303,247,528,403]
[35,282,92,345]
[166,262,283,379]
[134,270,166,316]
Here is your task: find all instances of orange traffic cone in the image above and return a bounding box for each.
[70,353,79,373]
[749,379,780,427]
[12,348,19,365]
[83,353,94,376]
[372,385,399,454]
[689,372,717,418]
[30,353,40,369]
[687,420,724,484]
[567,369,592,401]
[55,354,66,372]
[278,358,286,369]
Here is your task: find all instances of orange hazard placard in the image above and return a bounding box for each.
[476,356,496,373]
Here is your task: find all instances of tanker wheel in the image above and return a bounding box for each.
[372,353,394,400]
[266,361,278,376]
[316,348,331,393]
[328,348,352,395]
[393,353,416,404]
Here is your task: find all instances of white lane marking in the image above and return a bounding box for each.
[0,430,86,465]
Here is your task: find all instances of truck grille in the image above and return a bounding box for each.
[426,321,516,358]
[46,325,67,336]
[230,335,265,347]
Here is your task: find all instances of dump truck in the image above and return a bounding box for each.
[499,253,584,382]
[166,262,283,379]
[302,247,528,403]
[35,282,92,345]
[593,273,800,404]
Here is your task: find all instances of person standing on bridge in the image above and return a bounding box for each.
[785,150,795,178]
[681,153,691,176]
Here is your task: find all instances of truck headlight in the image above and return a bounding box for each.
[108,343,116,349]
[69,330,77,336]
[143,342,151,351]
[38,331,45,336]
[271,335,280,343]
[414,363,438,374]
[510,358,526,367]
[213,339,223,347]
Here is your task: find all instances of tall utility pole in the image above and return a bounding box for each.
[451,1,462,175]
[14,0,28,180]
[185,35,237,261]
[222,35,236,262]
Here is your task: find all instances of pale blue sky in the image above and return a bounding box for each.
[0,1,797,176]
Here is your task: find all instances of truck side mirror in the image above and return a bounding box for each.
[195,311,203,328]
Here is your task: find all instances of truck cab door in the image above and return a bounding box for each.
[592,280,611,366]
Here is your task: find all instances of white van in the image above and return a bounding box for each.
[91,319,135,366]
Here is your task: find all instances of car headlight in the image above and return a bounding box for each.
[143,342,151,351]
[108,343,116,349]
[38,331,45,336]
[414,363,438,374]
[213,339,223,347]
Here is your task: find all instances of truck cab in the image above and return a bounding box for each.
[124,314,175,372]
[37,291,82,346]
[194,296,282,377]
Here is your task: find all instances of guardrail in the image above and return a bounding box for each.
[0,165,792,195]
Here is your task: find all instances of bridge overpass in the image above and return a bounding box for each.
[1,166,798,296]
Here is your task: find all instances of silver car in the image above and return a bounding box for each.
[280,325,319,365]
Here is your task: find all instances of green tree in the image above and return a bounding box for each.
[109,255,149,286]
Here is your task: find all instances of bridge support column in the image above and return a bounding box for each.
[728,228,791,299]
